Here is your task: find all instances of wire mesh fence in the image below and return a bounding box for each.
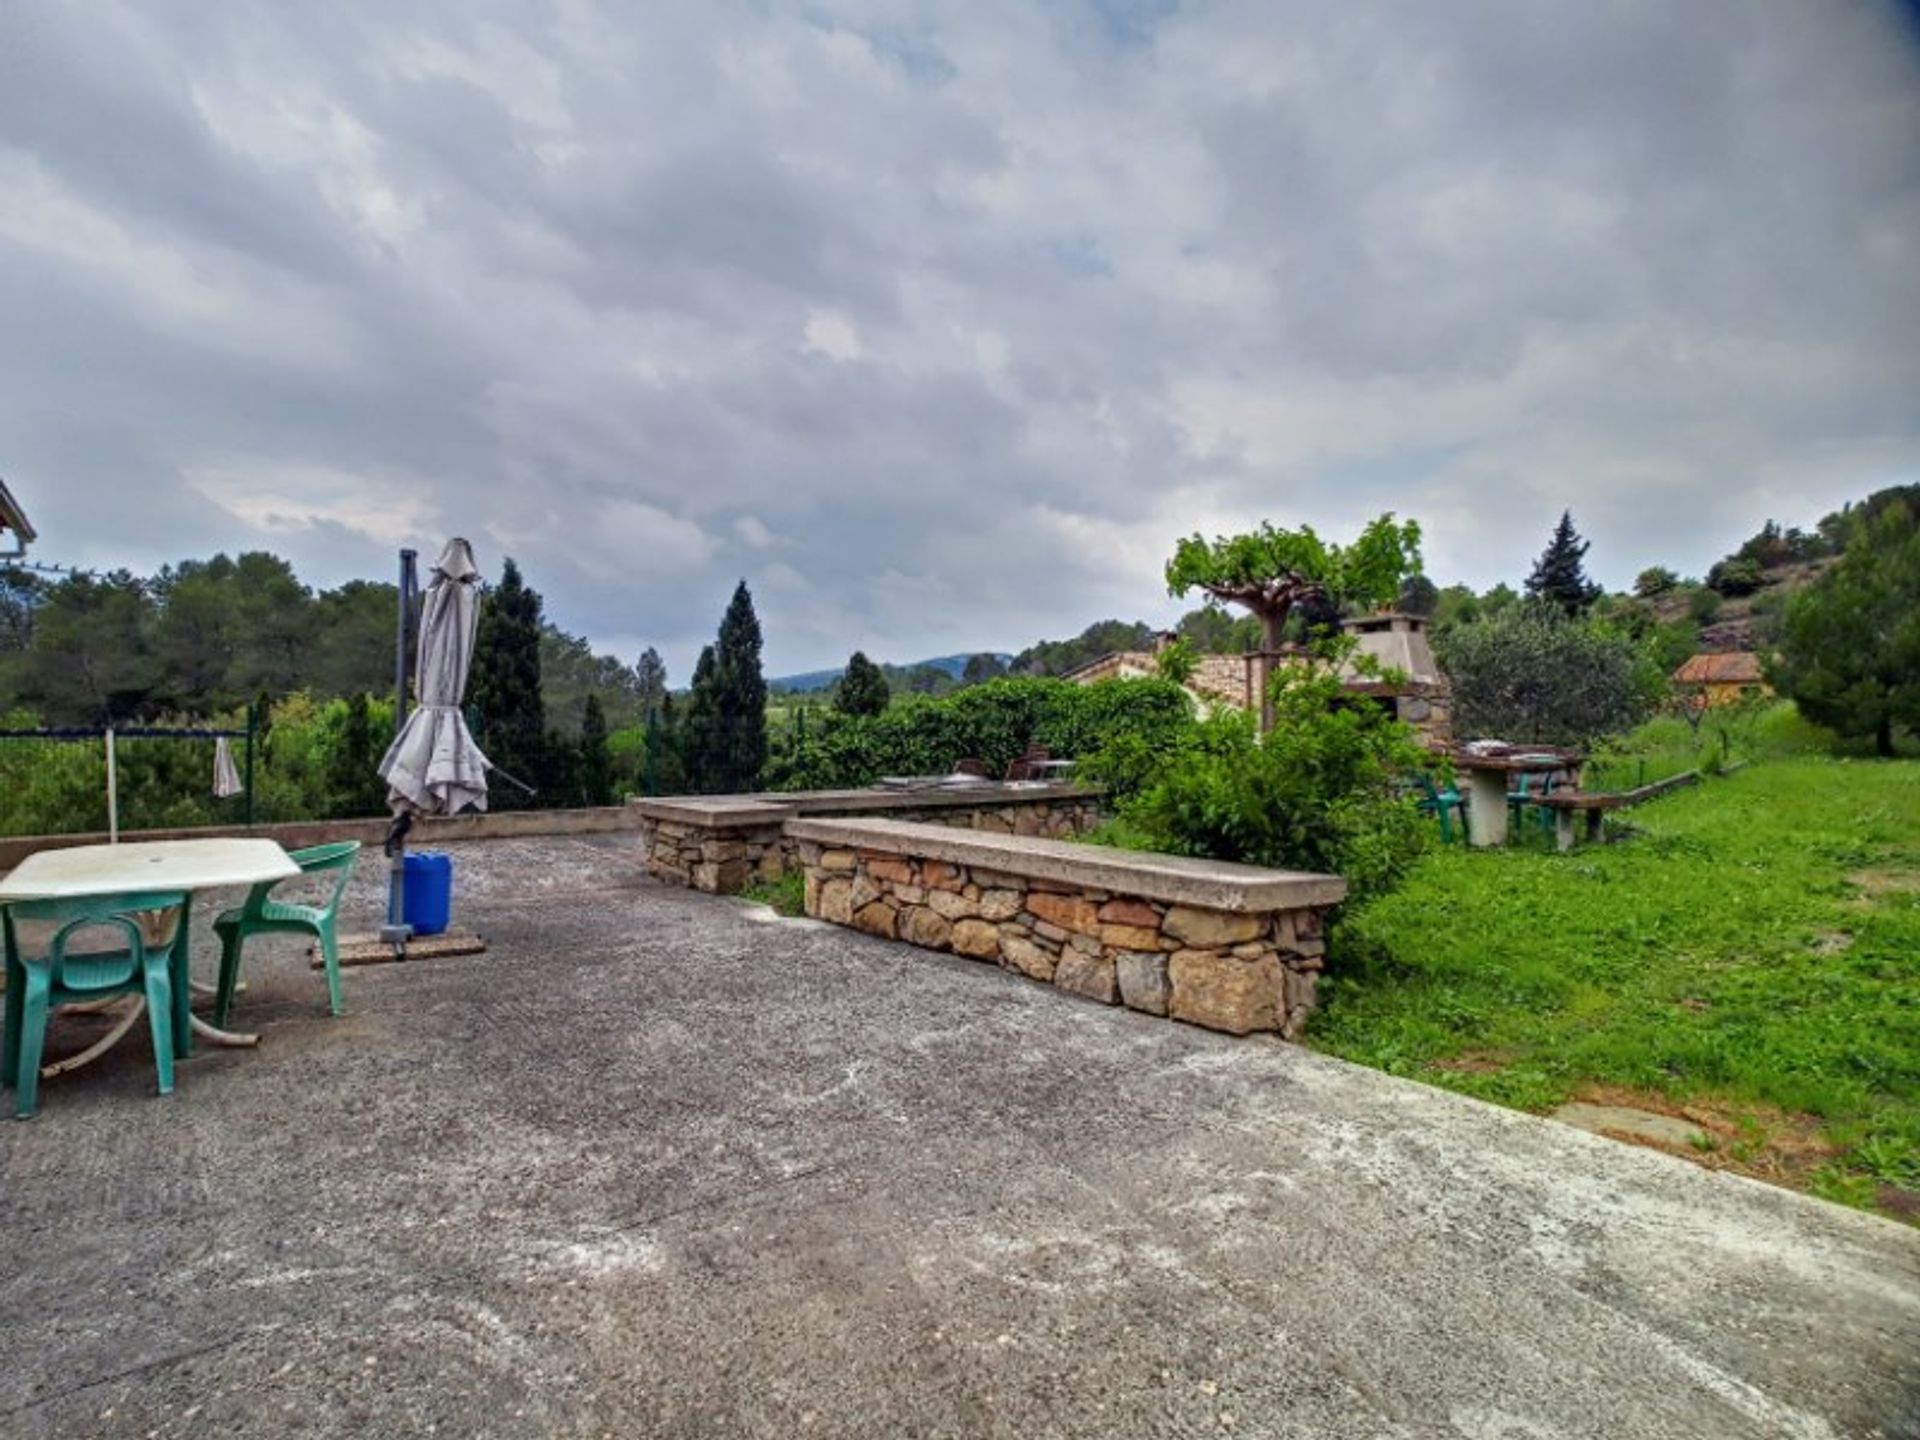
[0,722,254,838]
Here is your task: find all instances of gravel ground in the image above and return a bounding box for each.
[1,832,1915,1439]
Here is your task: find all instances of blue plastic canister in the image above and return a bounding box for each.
[402,851,453,936]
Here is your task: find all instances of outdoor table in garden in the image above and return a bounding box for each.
[0,839,301,1069]
[1450,748,1583,848]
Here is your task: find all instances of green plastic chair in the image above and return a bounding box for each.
[211,841,361,1026]
[2,889,188,1119]
[1506,774,1558,844]
[1414,773,1467,845]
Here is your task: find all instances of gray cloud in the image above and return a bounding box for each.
[3,0,1917,680]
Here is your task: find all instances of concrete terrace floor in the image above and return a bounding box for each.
[1,834,1916,1440]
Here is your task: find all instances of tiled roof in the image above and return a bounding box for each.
[1672,652,1766,685]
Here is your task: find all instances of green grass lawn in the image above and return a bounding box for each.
[1313,756,1920,1220]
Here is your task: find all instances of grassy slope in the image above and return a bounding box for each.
[1313,757,1920,1217]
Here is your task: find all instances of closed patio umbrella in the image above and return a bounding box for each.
[379,538,490,817]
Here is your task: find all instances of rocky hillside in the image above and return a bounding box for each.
[1644,558,1834,653]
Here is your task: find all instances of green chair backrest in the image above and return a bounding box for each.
[243,841,361,924]
[2,889,190,994]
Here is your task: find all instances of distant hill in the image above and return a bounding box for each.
[769,653,1013,694]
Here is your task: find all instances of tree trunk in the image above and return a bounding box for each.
[1877,715,1895,758]
[1258,611,1285,735]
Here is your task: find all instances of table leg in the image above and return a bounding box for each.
[1555,810,1576,852]
[3,955,20,1085]
[171,893,194,1059]
[1466,769,1509,847]
[189,1014,260,1048]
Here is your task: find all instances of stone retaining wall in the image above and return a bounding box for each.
[633,786,1105,894]
[787,819,1344,1040]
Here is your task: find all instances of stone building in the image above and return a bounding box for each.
[1062,612,1453,750]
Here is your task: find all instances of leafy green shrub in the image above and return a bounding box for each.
[1155,636,1199,685]
[1707,555,1765,597]
[1634,566,1679,597]
[780,677,1194,791]
[1103,649,1430,904]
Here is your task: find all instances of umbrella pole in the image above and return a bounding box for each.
[380,548,420,952]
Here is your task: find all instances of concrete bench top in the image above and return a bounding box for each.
[786,816,1346,913]
[633,782,1103,829]
[1534,790,1631,811]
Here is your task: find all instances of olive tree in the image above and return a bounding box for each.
[1437,606,1656,746]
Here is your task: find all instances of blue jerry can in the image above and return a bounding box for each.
[402,851,453,936]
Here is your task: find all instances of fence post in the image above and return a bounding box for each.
[105,726,119,843]
[244,703,257,827]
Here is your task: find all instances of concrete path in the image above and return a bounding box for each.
[1,834,1915,1438]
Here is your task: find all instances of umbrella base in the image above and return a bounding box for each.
[316,929,489,968]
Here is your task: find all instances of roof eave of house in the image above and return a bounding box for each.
[0,479,35,543]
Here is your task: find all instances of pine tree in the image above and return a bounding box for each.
[578,692,613,805]
[711,581,769,792]
[681,644,720,793]
[1524,511,1603,615]
[835,650,890,716]
[1773,499,1920,757]
[470,557,547,808]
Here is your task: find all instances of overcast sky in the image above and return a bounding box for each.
[4,2,1918,678]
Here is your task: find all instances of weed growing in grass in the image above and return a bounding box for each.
[739,871,806,917]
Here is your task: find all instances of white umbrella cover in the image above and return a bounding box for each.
[378,538,491,815]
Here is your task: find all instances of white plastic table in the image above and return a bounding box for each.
[0,839,300,1066]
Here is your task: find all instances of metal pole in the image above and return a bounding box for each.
[382,549,420,950]
[105,726,118,843]
[244,703,257,827]
[393,548,417,739]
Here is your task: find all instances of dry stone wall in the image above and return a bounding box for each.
[795,840,1333,1039]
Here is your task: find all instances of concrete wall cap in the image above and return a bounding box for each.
[630,798,797,827]
[784,817,1346,912]
[630,781,1101,827]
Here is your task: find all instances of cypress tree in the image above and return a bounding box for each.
[655,690,686,793]
[711,581,768,792]
[681,644,720,793]
[470,557,547,808]
[578,692,613,805]
[835,650,890,717]
[1524,511,1603,615]
[327,691,385,816]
